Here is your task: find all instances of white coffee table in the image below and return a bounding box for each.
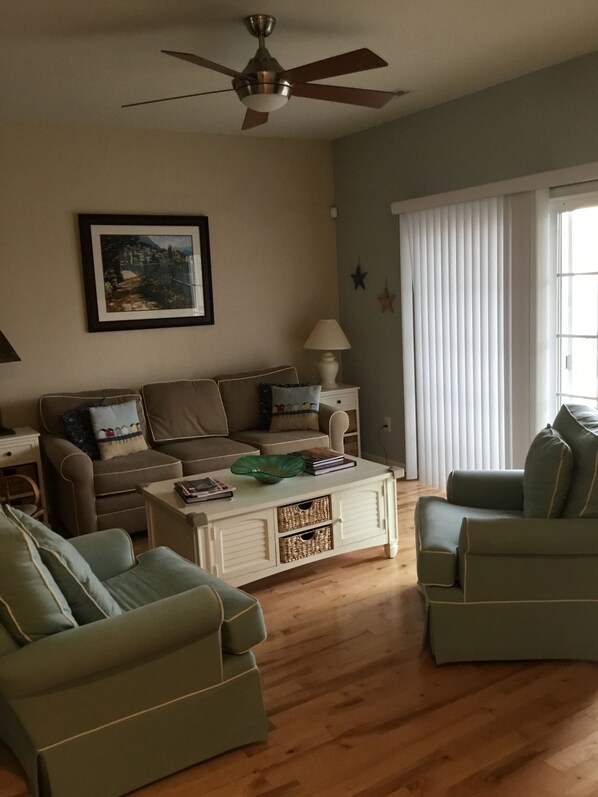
[140,457,401,586]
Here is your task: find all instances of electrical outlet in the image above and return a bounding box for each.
[383,416,391,432]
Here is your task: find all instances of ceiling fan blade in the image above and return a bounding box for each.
[122,87,235,108]
[293,83,402,108]
[162,50,247,80]
[242,109,269,130]
[281,48,387,85]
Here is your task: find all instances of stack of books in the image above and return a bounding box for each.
[292,447,357,476]
[174,476,235,503]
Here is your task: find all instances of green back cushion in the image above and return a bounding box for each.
[4,506,122,623]
[0,507,77,644]
[523,424,573,518]
[552,404,598,518]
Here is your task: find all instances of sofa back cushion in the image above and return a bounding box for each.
[216,366,299,433]
[523,424,573,518]
[142,379,228,443]
[5,506,122,624]
[39,389,147,438]
[552,404,598,518]
[0,506,78,644]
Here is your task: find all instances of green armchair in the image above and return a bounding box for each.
[0,507,268,797]
[416,403,598,664]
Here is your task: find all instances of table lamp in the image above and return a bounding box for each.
[0,331,20,436]
[304,319,351,389]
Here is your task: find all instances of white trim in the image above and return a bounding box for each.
[391,161,598,215]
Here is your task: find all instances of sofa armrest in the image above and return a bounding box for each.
[447,469,524,510]
[70,528,136,580]
[41,434,94,483]
[318,403,349,454]
[0,585,223,697]
[458,516,598,601]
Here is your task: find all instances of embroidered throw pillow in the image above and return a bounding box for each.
[258,382,307,429]
[269,385,321,432]
[89,400,148,461]
[523,424,573,518]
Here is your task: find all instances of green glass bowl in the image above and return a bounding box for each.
[231,454,305,484]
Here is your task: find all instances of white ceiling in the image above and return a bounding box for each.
[2,0,598,141]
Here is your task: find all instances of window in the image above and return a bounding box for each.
[551,190,598,410]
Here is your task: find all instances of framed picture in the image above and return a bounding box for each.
[78,213,214,332]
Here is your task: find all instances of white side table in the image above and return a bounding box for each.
[320,384,360,456]
[0,427,47,522]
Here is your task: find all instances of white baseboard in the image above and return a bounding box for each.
[361,451,406,477]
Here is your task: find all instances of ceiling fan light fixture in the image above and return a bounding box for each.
[236,78,292,113]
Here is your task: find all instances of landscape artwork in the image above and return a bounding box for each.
[79,214,214,332]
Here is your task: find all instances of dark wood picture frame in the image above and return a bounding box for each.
[78,213,214,332]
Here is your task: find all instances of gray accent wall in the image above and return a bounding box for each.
[332,51,598,467]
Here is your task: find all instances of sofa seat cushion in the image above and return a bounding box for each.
[155,437,258,475]
[552,404,598,518]
[416,496,522,586]
[142,379,229,443]
[104,547,267,654]
[231,428,329,455]
[93,449,182,496]
[216,365,299,434]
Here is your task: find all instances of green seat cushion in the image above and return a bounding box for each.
[104,547,266,653]
[523,424,573,517]
[415,496,522,586]
[4,506,122,624]
[0,506,77,644]
[552,404,598,518]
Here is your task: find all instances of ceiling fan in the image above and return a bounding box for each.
[123,13,406,130]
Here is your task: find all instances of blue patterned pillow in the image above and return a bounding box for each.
[62,402,105,459]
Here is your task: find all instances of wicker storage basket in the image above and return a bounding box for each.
[277,495,331,533]
[279,525,333,563]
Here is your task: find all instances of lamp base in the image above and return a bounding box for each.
[0,425,16,436]
[317,352,340,390]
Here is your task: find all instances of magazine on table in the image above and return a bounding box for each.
[292,447,345,467]
[174,476,235,503]
[303,456,357,476]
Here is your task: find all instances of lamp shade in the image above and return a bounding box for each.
[303,319,351,351]
[0,332,20,364]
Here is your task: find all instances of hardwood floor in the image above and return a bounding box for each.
[3,480,598,796]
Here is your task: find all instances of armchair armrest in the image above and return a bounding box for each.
[447,469,524,510]
[70,528,136,580]
[318,403,349,454]
[0,585,223,697]
[458,516,598,601]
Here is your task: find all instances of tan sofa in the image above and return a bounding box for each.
[40,366,349,536]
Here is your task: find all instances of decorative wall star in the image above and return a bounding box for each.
[351,260,367,290]
[378,279,396,313]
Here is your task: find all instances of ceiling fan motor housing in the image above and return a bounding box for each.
[234,45,292,111]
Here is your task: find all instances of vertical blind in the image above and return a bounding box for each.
[400,196,517,488]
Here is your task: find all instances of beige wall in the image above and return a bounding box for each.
[0,121,338,428]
